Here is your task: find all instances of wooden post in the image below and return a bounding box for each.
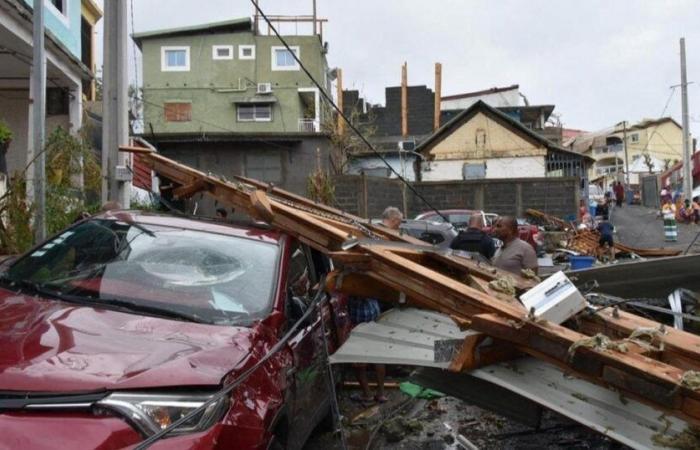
[361,172,369,218]
[434,62,442,131]
[336,68,344,135]
[401,62,408,138]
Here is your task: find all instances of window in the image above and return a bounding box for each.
[212,45,233,60]
[475,128,487,148]
[237,104,272,122]
[239,45,255,60]
[47,0,67,16]
[161,46,190,72]
[630,133,639,143]
[246,152,282,183]
[164,102,192,122]
[271,46,300,71]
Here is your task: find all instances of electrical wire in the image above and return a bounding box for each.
[249,0,449,223]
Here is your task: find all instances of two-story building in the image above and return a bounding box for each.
[133,17,334,196]
[0,0,100,180]
[569,117,685,187]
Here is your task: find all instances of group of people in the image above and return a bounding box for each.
[346,206,539,405]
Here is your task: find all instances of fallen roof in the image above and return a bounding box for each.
[332,307,688,450]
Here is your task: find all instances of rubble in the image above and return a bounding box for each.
[123,146,700,439]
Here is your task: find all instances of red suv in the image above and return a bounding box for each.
[0,212,349,449]
[415,209,542,252]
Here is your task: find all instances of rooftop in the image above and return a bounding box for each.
[441,84,520,101]
[132,18,252,47]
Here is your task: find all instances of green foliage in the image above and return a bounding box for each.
[0,121,13,144]
[0,127,102,253]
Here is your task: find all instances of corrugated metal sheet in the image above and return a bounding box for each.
[132,153,152,191]
[331,307,690,450]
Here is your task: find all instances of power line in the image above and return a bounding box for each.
[129,0,139,88]
[250,0,449,223]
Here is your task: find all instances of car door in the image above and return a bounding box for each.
[284,241,329,449]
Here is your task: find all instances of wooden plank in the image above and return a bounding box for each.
[249,189,274,222]
[172,179,211,200]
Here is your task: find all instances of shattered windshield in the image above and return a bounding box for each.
[4,219,279,326]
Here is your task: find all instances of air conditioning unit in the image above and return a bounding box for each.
[256,83,272,94]
[398,140,416,152]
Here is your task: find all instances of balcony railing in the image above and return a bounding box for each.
[298,119,320,132]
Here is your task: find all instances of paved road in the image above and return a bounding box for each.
[610,204,700,253]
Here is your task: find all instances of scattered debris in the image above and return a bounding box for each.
[488,276,516,295]
[521,268,541,282]
[567,333,629,361]
[680,371,700,391]
[652,425,700,450]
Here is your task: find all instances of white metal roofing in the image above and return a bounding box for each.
[331,307,689,450]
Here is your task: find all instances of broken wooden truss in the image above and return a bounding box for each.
[124,146,700,428]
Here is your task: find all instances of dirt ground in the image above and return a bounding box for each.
[304,373,627,450]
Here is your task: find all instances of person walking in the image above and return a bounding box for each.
[596,215,615,261]
[613,182,625,208]
[450,214,496,260]
[662,198,678,242]
[492,216,538,275]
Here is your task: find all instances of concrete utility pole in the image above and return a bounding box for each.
[30,0,46,242]
[622,121,629,188]
[102,0,131,207]
[680,38,693,200]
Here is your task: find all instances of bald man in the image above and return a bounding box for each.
[492,216,538,275]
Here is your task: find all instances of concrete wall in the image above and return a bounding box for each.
[141,32,328,135]
[156,135,332,203]
[334,175,578,219]
[422,156,546,181]
[22,0,82,58]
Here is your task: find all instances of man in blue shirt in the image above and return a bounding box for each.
[596,215,615,261]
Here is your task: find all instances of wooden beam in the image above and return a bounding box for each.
[434,62,441,131]
[172,179,211,200]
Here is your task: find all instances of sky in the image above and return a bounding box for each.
[98,0,699,136]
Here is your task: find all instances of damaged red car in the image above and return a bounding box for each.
[0,212,349,449]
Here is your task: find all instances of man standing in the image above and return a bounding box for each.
[613,181,625,208]
[450,214,496,260]
[492,216,538,275]
[347,206,401,405]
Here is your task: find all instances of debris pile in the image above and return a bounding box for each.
[527,208,682,259]
[123,147,700,433]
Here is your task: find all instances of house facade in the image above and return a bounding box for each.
[416,101,591,183]
[134,17,334,197]
[0,0,99,179]
[569,118,685,186]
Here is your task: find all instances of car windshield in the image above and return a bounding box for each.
[423,213,472,226]
[3,219,279,326]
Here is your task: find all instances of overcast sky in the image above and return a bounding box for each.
[100,0,699,136]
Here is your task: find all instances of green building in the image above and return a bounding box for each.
[133,17,333,197]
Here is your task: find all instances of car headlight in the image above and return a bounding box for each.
[96,392,229,437]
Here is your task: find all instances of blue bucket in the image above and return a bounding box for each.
[570,256,596,270]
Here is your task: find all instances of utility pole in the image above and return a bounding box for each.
[622,120,629,188]
[434,62,442,131]
[680,38,693,201]
[30,0,46,242]
[336,68,344,135]
[102,0,131,207]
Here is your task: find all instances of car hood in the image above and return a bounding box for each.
[0,289,256,392]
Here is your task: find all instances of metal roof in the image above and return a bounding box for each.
[331,307,689,449]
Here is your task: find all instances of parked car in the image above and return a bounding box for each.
[0,211,349,449]
[370,218,458,249]
[415,209,542,253]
